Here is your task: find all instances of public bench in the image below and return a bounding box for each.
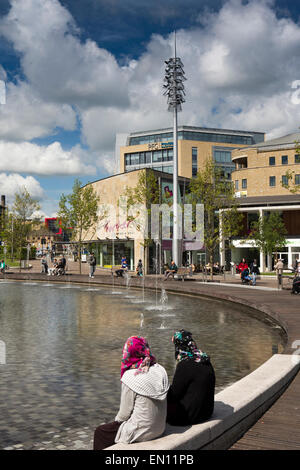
[20,260,33,270]
[175,267,191,281]
[107,354,300,451]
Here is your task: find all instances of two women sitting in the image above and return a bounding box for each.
[93,329,215,450]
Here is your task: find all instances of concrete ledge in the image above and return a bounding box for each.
[107,354,300,450]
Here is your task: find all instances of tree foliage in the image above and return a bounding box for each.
[57,179,100,273]
[123,169,161,245]
[248,212,287,259]
[281,141,300,193]
[1,187,41,266]
[188,159,243,276]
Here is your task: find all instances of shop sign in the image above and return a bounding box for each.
[235,191,247,198]
[148,143,161,150]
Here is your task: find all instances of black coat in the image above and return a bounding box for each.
[167,359,215,426]
[250,262,260,274]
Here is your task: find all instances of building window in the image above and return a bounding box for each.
[128,130,264,146]
[281,155,288,165]
[282,175,289,185]
[214,150,232,163]
[295,174,300,185]
[213,149,234,180]
[295,154,300,164]
[192,147,198,177]
[235,180,239,190]
[269,176,276,186]
[130,154,139,165]
[125,149,173,170]
[152,150,162,163]
[242,179,247,189]
[269,156,275,166]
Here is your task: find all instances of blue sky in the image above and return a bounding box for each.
[0,0,300,215]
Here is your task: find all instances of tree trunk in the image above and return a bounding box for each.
[210,253,213,282]
[78,241,82,274]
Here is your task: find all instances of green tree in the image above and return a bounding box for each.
[248,212,287,268]
[1,188,41,268]
[57,179,100,274]
[188,159,243,280]
[281,141,300,193]
[123,169,161,273]
[281,169,300,193]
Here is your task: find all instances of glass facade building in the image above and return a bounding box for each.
[125,148,174,173]
[121,126,265,181]
[128,130,262,147]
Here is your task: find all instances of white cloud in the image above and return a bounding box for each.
[1,0,300,177]
[0,0,129,110]
[0,140,96,175]
[79,0,300,155]
[0,173,45,203]
[0,81,77,141]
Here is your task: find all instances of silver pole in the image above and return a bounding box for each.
[163,30,186,267]
[172,106,178,265]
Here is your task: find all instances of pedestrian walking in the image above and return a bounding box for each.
[88,252,96,278]
[41,255,48,274]
[274,258,284,290]
[249,259,260,286]
[136,259,143,277]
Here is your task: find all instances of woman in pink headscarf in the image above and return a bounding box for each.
[93,336,169,450]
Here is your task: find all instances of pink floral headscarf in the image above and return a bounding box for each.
[120,336,156,378]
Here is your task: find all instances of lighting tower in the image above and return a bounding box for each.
[163,33,186,266]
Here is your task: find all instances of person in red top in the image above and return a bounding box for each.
[238,258,248,275]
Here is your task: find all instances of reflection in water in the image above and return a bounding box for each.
[0,281,285,448]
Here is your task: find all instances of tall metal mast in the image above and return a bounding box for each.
[163,31,186,265]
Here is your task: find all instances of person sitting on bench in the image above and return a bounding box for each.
[116,257,128,277]
[167,329,215,426]
[93,336,169,450]
[164,260,178,280]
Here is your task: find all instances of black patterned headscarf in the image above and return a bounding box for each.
[172,329,210,364]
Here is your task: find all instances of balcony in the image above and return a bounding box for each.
[231,154,248,170]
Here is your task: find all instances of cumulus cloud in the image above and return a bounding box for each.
[1,0,300,179]
[0,140,96,175]
[80,0,300,157]
[0,173,45,202]
[0,0,129,110]
[0,81,77,142]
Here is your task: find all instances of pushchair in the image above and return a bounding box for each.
[291,276,300,294]
[241,268,252,285]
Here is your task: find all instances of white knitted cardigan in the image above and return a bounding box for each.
[121,363,169,400]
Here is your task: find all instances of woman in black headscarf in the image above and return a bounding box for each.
[167,329,215,426]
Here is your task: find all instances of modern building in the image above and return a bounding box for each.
[232,131,300,198]
[28,218,67,253]
[221,131,300,271]
[80,169,191,273]
[79,125,265,272]
[118,126,265,180]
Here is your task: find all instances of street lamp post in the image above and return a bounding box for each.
[163,33,186,266]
